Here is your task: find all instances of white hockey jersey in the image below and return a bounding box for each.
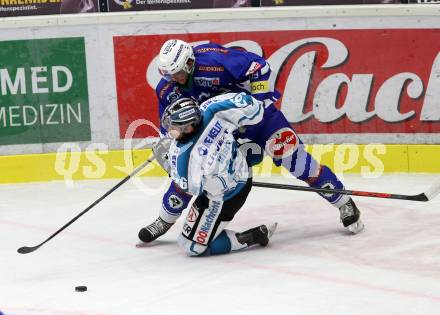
[169,92,264,201]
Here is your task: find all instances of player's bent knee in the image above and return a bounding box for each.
[177,234,207,257]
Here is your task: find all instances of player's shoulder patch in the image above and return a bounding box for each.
[157,81,181,104]
[157,80,174,99]
[166,86,182,103]
[245,61,263,76]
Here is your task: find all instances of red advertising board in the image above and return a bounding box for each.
[113,30,440,139]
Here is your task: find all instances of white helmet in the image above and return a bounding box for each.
[158,39,195,77]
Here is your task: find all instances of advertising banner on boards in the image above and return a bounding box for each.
[107,0,212,11]
[0,37,91,145]
[106,0,252,12]
[113,30,440,138]
[0,0,98,18]
[260,0,400,5]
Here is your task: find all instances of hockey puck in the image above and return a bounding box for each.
[75,286,87,292]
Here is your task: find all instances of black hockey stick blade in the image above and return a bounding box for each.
[17,245,40,254]
[253,178,440,202]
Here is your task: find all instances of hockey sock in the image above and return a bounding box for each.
[159,182,192,223]
[206,229,248,255]
[306,165,350,208]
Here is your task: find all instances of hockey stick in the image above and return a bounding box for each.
[253,179,440,202]
[17,155,156,254]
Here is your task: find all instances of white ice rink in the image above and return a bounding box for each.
[1,174,440,315]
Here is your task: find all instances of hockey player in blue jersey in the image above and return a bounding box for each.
[138,39,364,244]
[142,93,277,256]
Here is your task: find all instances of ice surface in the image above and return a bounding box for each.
[1,174,440,315]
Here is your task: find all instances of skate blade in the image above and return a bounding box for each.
[135,242,150,248]
[267,222,278,238]
[346,219,364,234]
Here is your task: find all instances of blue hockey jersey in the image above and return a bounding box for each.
[156,43,281,133]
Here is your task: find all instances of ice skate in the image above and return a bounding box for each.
[236,222,278,247]
[138,217,174,243]
[339,198,364,234]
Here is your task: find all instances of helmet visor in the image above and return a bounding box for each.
[161,101,201,139]
[162,113,195,139]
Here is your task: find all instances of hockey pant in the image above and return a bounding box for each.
[177,178,254,257]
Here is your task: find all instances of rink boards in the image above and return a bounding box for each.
[1,144,439,184]
[1,6,440,183]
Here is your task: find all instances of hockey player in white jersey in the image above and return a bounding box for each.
[139,92,277,256]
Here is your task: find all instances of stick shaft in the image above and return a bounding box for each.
[252,181,428,201]
[18,156,155,253]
